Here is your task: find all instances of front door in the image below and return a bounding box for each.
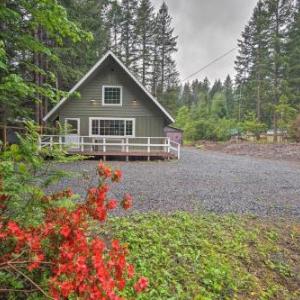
[65,118,80,150]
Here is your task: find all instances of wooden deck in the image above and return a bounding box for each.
[68,150,176,160]
[39,135,180,160]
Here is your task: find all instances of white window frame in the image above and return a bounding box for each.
[65,118,80,135]
[89,117,135,138]
[102,85,123,106]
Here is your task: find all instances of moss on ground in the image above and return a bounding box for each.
[106,213,300,300]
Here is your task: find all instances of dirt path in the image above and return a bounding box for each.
[199,141,300,162]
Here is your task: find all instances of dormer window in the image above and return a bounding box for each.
[102,85,122,106]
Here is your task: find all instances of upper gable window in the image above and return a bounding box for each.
[102,85,122,106]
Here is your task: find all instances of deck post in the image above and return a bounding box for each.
[167,138,171,160]
[80,137,84,152]
[178,143,181,160]
[59,136,62,150]
[50,136,53,150]
[103,138,106,161]
[103,138,106,153]
[147,137,151,161]
[126,138,129,162]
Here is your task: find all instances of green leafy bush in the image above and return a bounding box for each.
[0,123,148,299]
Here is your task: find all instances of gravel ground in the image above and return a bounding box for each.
[49,147,300,219]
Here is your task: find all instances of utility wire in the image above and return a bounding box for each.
[182,47,238,82]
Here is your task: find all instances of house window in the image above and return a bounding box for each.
[90,118,135,137]
[102,86,122,106]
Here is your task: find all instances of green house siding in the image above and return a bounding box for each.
[53,56,167,137]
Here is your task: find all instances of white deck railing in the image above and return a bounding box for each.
[38,135,180,159]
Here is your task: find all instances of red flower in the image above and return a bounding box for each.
[60,225,71,238]
[134,277,149,293]
[111,240,120,250]
[96,206,107,222]
[7,221,21,235]
[28,253,44,271]
[121,193,133,210]
[106,199,118,210]
[117,279,126,290]
[127,264,135,278]
[98,162,112,178]
[60,281,74,297]
[1,162,147,299]
[112,170,122,182]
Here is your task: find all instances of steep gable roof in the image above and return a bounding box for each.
[43,51,174,123]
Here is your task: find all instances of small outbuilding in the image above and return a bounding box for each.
[164,126,183,145]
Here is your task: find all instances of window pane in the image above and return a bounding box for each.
[126,121,133,136]
[91,119,128,136]
[104,87,121,104]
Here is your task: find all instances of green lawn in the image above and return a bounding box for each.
[107,213,300,300]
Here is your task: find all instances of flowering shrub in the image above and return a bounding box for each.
[0,162,148,299]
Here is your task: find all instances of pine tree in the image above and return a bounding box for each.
[223,75,235,118]
[119,0,138,68]
[267,0,294,137]
[58,0,109,90]
[235,0,294,127]
[249,0,272,121]
[153,2,178,95]
[135,0,155,87]
[0,0,91,126]
[235,24,253,86]
[104,0,122,56]
[181,83,193,107]
[286,1,300,106]
[210,80,223,100]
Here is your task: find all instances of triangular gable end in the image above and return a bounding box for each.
[43,51,175,123]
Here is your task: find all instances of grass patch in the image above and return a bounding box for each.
[107,213,300,300]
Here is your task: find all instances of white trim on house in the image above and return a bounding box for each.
[88,117,136,138]
[65,118,80,135]
[43,51,174,123]
[102,85,123,106]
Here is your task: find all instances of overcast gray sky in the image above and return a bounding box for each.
[152,0,258,83]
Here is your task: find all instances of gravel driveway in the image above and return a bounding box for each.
[50,147,300,218]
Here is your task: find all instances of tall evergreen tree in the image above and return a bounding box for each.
[249,0,272,121]
[223,75,235,118]
[267,0,294,136]
[181,83,193,107]
[153,2,178,95]
[135,0,155,87]
[119,0,138,68]
[0,0,91,126]
[286,1,300,106]
[210,80,223,100]
[58,0,109,90]
[104,0,122,56]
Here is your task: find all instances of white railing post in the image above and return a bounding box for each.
[167,138,170,154]
[177,143,181,160]
[147,137,151,153]
[80,137,84,152]
[126,138,129,153]
[103,138,106,153]
[50,136,53,150]
[59,136,62,150]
